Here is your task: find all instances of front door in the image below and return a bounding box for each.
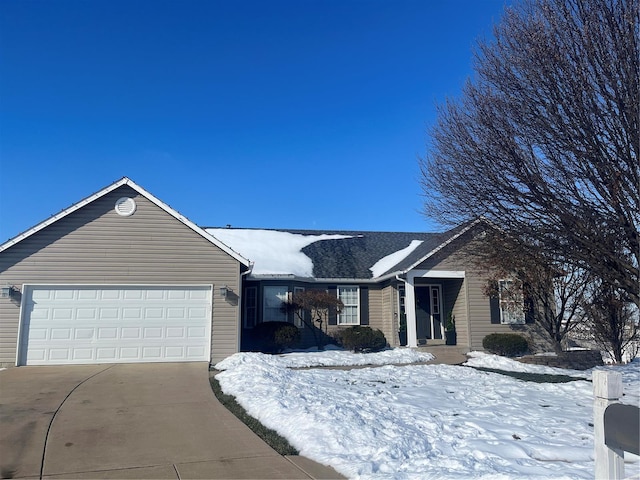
[415,285,443,343]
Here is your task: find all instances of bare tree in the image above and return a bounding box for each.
[420,0,639,307]
[582,282,640,363]
[282,290,343,350]
[481,233,591,353]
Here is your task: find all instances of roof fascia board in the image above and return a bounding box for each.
[247,274,381,284]
[0,177,250,266]
[403,219,482,273]
[0,177,130,253]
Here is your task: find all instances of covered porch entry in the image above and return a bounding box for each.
[403,270,466,348]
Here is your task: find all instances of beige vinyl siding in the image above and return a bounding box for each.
[464,272,516,349]
[0,185,242,366]
[367,284,384,332]
[442,278,468,348]
[381,283,397,346]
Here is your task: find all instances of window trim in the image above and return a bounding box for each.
[498,279,525,325]
[337,285,360,326]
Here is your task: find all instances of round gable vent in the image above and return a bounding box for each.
[115,197,136,216]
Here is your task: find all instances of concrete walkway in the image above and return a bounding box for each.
[0,363,343,479]
[419,344,469,365]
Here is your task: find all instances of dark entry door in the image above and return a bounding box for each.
[415,285,443,342]
[415,287,431,342]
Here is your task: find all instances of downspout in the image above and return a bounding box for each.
[395,274,412,348]
[234,262,254,359]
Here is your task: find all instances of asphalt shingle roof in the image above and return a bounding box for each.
[205,222,478,280]
[266,229,450,279]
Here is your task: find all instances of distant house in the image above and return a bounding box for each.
[0,178,533,368]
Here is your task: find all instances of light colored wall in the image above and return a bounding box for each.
[382,283,398,346]
[0,185,242,367]
[442,278,468,347]
[367,284,386,335]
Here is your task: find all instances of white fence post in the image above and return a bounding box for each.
[593,370,625,480]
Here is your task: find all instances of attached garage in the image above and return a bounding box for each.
[19,285,212,365]
[0,178,250,368]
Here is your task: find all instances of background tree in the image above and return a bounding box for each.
[420,0,639,361]
[420,0,639,307]
[580,281,639,363]
[282,290,343,350]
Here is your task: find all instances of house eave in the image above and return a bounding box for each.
[247,274,382,284]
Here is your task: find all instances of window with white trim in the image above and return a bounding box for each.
[498,279,525,324]
[244,286,257,328]
[337,286,359,325]
[263,286,288,322]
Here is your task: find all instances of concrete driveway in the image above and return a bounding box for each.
[0,363,342,479]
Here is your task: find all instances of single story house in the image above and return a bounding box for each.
[0,178,532,367]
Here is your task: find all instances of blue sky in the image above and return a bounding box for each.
[0,0,507,242]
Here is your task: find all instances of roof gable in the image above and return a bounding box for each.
[394,219,485,273]
[0,177,250,266]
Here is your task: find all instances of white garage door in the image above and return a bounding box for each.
[19,285,212,365]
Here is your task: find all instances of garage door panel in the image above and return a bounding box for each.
[53,290,74,301]
[51,328,72,340]
[75,329,94,340]
[101,290,121,301]
[77,308,97,320]
[78,289,99,300]
[97,348,117,360]
[52,308,72,320]
[20,286,212,365]
[124,289,144,300]
[145,308,164,319]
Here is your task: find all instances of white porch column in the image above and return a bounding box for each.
[405,272,418,348]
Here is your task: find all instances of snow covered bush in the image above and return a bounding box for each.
[482,333,529,357]
[336,326,387,353]
[248,321,300,353]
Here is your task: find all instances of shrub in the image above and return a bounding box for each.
[337,326,387,353]
[249,321,300,353]
[482,333,529,357]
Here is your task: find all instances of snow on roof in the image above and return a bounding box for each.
[369,239,423,278]
[206,228,352,276]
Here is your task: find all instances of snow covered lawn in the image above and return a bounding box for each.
[215,350,640,479]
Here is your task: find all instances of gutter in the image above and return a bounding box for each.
[246,274,383,284]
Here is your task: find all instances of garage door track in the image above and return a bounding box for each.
[0,363,343,479]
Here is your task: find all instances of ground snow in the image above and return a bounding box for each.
[215,349,640,479]
[464,351,590,377]
[215,348,435,370]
